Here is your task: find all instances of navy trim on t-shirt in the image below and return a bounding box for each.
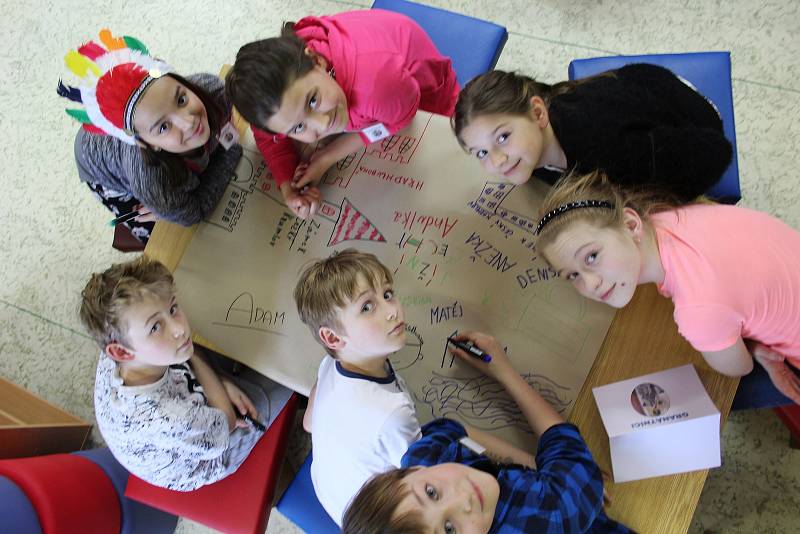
[335,360,396,384]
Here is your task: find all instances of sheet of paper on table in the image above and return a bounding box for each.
[174,112,615,448]
[593,363,721,482]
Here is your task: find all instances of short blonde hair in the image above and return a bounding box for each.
[342,468,424,534]
[537,170,680,261]
[79,257,175,348]
[293,248,393,356]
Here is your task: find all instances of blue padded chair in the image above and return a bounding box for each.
[372,0,508,87]
[74,448,178,534]
[0,475,43,534]
[275,453,339,533]
[569,52,741,204]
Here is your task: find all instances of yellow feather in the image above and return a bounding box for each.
[99,28,126,51]
[64,50,101,78]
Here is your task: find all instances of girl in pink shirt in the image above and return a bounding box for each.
[225,9,459,219]
[534,171,800,406]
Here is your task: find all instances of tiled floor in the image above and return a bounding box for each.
[2,1,798,532]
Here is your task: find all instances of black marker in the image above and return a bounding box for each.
[240,413,266,432]
[447,337,492,363]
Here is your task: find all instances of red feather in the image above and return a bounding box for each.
[82,123,106,135]
[77,41,106,61]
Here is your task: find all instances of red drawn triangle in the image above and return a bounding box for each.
[328,198,387,246]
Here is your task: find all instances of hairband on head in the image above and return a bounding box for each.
[535,200,614,235]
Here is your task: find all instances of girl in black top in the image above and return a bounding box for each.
[452,64,732,201]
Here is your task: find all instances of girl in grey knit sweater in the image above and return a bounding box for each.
[60,31,242,244]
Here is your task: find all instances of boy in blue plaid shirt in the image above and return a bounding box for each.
[342,331,631,533]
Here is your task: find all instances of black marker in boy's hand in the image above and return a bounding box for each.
[239,413,267,432]
[447,336,492,362]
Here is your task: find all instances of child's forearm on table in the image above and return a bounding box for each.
[190,351,237,430]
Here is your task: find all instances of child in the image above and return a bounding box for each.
[452,66,733,202]
[342,331,630,534]
[225,9,459,219]
[535,170,800,406]
[59,29,242,243]
[80,257,289,490]
[293,248,422,525]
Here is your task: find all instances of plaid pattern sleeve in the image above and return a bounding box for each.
[400,418,470,467]
[401,419,631,533]
[493,423,631,533]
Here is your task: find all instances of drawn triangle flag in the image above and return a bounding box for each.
[328,197,387,246]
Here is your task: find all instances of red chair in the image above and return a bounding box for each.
[774,404,800,449]
[112,224,146,253]
[0,454,121,534]
[125,393,299,534]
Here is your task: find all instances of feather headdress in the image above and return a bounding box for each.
[57,29,173,144]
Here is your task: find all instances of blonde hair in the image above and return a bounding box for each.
[342,468,424,534]
[536,170,681,260]
[293,248,393,357]
[79,257,175,348]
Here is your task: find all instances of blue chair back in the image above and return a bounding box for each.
[0,475,43,534]
[372,0,508,87]
[276,453,339,533]
[569,52,740,203]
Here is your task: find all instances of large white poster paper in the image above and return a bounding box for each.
[174,112,615,447]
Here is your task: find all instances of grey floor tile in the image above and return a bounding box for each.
[0,302,101,443]
[690,409,800,533]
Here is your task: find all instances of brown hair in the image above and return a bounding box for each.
[293,248,394,357]
[137,73,225,179]
[225,23,316,131]
[536,170,680,260]
[342,468,425,534]
[79,257,175,348]
[452,69,617,150]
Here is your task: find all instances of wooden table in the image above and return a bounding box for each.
[146,219,738,534]
[144,64,739,532]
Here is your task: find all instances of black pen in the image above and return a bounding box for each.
[240,413,266,432]
[447,337,492,363]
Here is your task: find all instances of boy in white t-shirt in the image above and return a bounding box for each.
[294,248,421,525]
[80,257,291,491]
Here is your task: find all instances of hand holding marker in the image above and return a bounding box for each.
[447,336,492,362]
[108,210,139,227]
[239,413,266,432]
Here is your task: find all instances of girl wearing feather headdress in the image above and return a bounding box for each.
[58,29,241,244]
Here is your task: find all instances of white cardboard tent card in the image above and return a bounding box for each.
[592,364,721,482]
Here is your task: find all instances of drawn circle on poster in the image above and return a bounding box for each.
[630,382,670,417]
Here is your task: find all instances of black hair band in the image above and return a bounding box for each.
[535,200,614,235]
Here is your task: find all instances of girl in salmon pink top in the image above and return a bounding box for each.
[535,171,800,406]
[225,9,459,219]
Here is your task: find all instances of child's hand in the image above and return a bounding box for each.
[749,341,800,404]
[758,357,800,405]
[221,378,258,427]
[133,204,159,223]
[293,153,332,190]
[280,180,321,220]
[449,331,514,382]
[749,341,786,364]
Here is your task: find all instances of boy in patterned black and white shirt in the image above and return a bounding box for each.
[80,257,290,491]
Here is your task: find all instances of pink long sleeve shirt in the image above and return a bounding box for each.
[253,9,459,186]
